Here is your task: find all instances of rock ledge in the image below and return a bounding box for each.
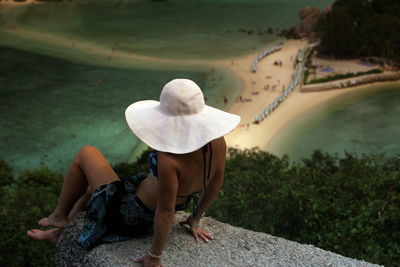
[56,212,381,267]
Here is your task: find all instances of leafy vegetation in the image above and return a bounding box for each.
[1,149,399,266]
[303,49,314,84]
[316,0,400,64]
[0,160,62,267]
[208,148,400,266]
[303,69,310,84]
[306,69,383,84]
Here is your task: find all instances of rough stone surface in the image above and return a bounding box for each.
[301,72,400,92]
[56,212,381,267]
[280,6,321,41]
[297,6,321,36]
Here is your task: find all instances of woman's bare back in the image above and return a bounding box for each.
[136,137,226,210]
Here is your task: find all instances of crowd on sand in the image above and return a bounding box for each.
[254,45,310,123]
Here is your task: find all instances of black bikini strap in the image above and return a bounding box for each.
[202,145,207,190]
[207,143,212,183]
[176,143,212,199]
[193,143,212,216]
[202,142,212,190]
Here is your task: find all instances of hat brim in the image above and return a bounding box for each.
[125,100,241,154]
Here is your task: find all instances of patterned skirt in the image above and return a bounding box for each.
[76,173,155,250]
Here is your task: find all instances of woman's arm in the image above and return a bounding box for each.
[195,139,226,218]
[180,139,227,242]
[179,164,224,243]
[150,152,179,254]
[136,152,178,266]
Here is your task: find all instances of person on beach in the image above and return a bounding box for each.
[27,79,240,267]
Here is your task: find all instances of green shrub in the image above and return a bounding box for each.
[113,148,151,178]
[305,49,315,69]
[208,149,400,267]
[0,160,13,189]
[316,0,400,64]
[0,167,63,267]
[307,69,383,84]
[303,69,310,84]
[0,148,151,266]
[1,148,399,266]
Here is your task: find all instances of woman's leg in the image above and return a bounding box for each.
[38,145,120,228]
[68,187,92,220]
[27,228,63,245]
[27,187,93,244]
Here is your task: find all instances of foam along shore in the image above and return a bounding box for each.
[222,40,400,151]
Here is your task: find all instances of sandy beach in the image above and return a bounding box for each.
[220,40,400,151]
[1,21,399,156]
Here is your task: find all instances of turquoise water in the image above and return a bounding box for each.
[0,0,332,59]
[268,84,400,161]
[0,47,238,172]
[0,0,340,173]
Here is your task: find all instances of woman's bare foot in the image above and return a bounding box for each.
[27,228,63,245]
[38,213,68,229]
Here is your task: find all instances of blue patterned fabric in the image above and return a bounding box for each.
[76,173,155,250]
[76,171,191,250]
[76,152,195,250]
[149,150,158,178]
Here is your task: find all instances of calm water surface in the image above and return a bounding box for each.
[268,84,400,162]
[0,0,332,59]
[5,0,377,173]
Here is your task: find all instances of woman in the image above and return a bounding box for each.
[27,79,240,267]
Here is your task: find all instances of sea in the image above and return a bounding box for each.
[1,0,398,173]
[267,83,400,162]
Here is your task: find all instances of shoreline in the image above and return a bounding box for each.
[266,82,400,159]
[265,81,400,151]
[220,40,400,152]
[2,24,400,157]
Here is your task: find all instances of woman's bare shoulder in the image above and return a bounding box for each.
[210,137,227,159]
[157,151,179,170]
[211,136,226,147]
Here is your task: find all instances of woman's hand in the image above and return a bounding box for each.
[134,254,165,267]
[179,215,214,243]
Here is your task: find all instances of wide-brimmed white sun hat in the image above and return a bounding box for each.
[125,79,241,154]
